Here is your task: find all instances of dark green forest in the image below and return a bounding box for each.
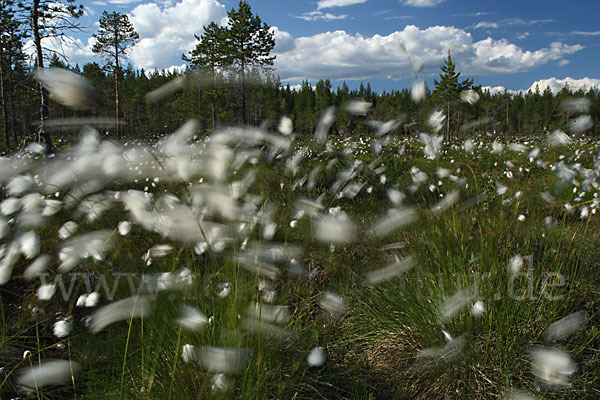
[1,0,600,153]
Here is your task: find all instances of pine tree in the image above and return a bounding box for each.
[183,21,228,132]
[18,0,84,152]
[92,11,139,139]
[225,1,275,125]
[432,50,473,141]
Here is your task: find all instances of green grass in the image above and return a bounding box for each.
[0,132,599,399]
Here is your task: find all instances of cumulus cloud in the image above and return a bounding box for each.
[316,0,367,9]
[527,77,600,94]
[128,0,227,71]
[402,0,445,7]
[482,77,600,95]
[273,25,584,81]
[23,36,97,67]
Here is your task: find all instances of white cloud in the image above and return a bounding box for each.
[527,77,600,94]
[316,0,367,10]
[402,0,445,7]
[273,25,584,81]
[558,59,570,66]
[481,86,518,95]
[23,36,97,68]
[107,0,143,4]
[128,0,227,71]
[474,22,499,29]
[572,30,600,36]
[473,18,553,30]
[483,77,600,95]
[295,11,348,21]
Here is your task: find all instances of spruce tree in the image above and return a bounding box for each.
[92,11,139,139]
[433,50,473,141]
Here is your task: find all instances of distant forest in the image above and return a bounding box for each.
[2,54,600,151]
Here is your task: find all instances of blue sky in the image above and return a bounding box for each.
[39,0,600,93]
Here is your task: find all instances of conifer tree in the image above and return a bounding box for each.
[184,21,228,132]
[92,11,139,139]
[225,1,275,125]
[433,50,472,141]
[18,0,84,152]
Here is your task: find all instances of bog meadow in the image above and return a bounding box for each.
[0,1,599,399]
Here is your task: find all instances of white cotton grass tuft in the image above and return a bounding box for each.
[439,287,476,321]
[118,221,132,236]
[58,221,79,240]
[410,80,427,103]
[464,139,474,154]
[460,89,480,105]
[7,174,34,196]
[76,291,100,308]
[176,306,208,331]
[561,97,590,113]
[545,311,587,342]
[246,303,290,324]
[320,292,347,318]
[1,197,21,216]
[182,344,197,363]
[505,389,540,400]
[307,346,326,367]
[529,348,576,387]
[18,231,40,259]
[16,359,80,390]
[344,99,372,116]
[470,301,485,317]
[37,284,56,301]
[314,106,336,143]
[509,254,524,275]
[548,129,571,147]
[419,133,443,159]
[315,213,356,243]
[569,114,593,133]
[278,116,293,135]
[53,319,72,338]
[371,207,418,237]
[34,67,97,109]
[87,295,152,333]
[387,189,405,207]
[491,141,504,154]
[430,190,459,215]
[365,255,415,285]
[145,76,184,103]
[427,110,445,133]
[23,255,51,280]
[197,346,249,374]
[496,183,508,196]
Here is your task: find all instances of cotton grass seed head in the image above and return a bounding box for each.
[529,348,576,387]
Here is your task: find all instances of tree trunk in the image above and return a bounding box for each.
[114,44,120,139]
[240,48,246,125]
[446,100,451,141]
[0,46,9,149]
[211,65,216,132]
[32,0,53,153]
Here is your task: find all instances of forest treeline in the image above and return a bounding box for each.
[1,0,600,152]
[2,58,599,149]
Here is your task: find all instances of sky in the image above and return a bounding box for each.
[34,0,600,94]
